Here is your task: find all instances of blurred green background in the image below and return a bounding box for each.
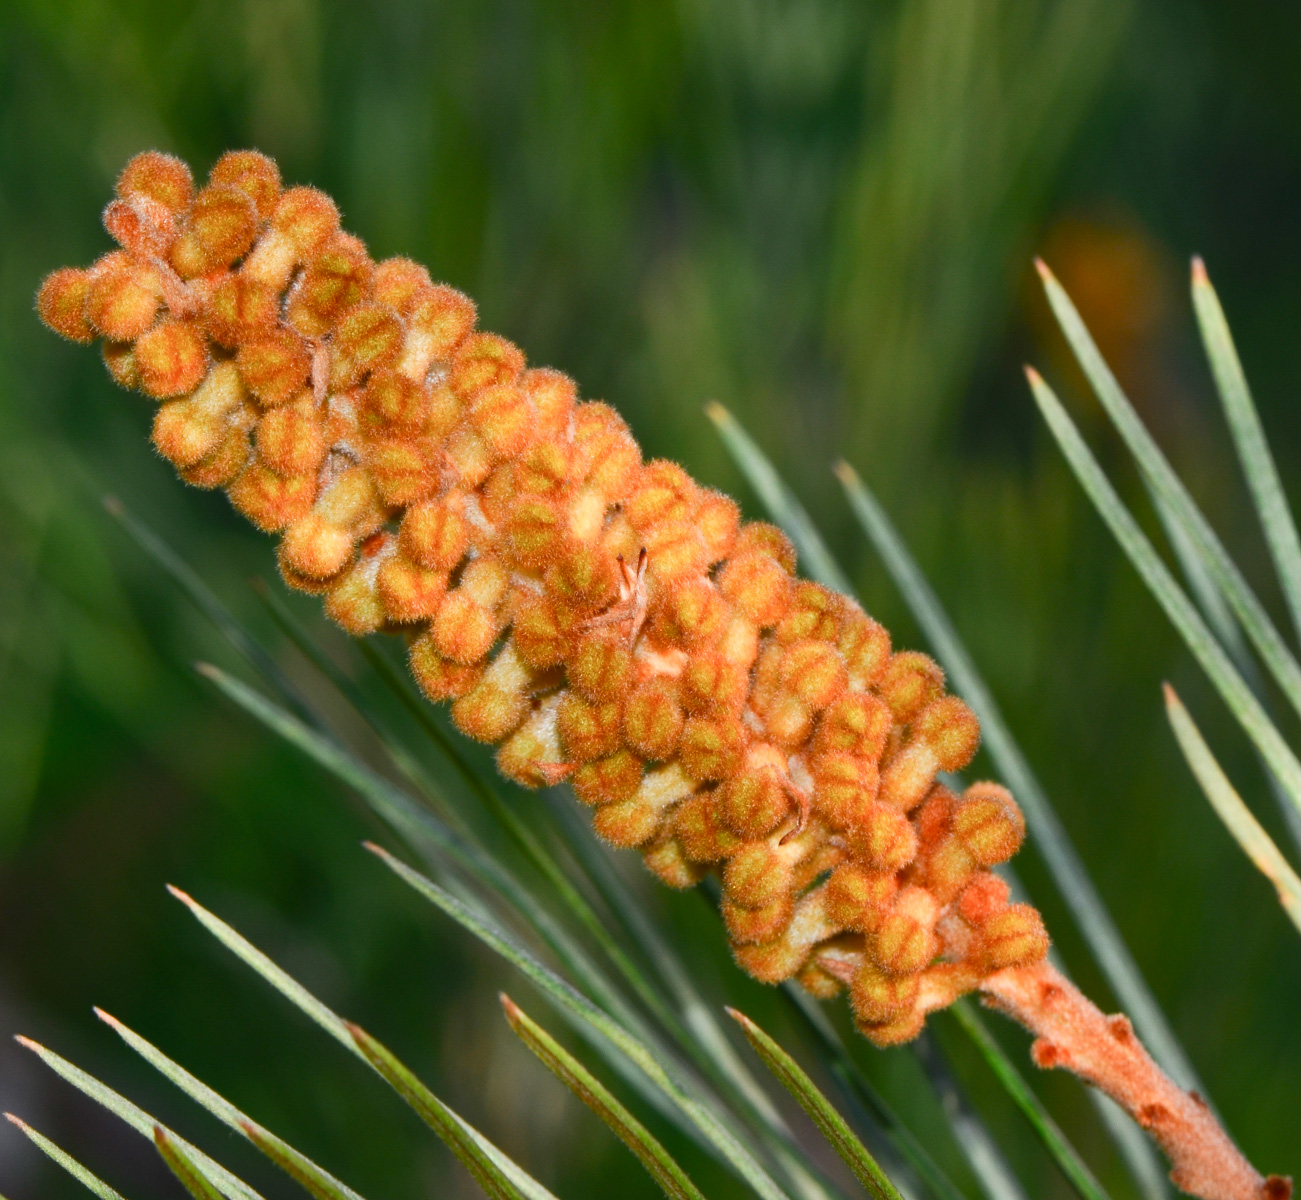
[2,2,1300,1197]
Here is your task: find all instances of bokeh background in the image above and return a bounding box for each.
[2,2,1300,1197]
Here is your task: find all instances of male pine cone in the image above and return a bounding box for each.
[38,148,1038,1039]
[38,151,1288,1200]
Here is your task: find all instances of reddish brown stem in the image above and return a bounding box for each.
[979,960,1290,1200]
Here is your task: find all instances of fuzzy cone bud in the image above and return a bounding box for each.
[37,148,1058,1054]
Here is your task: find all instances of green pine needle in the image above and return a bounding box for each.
[154,1129,227,1200]
[776,989,970,1200]
[165,884,560,1200]
[364,842,797,1200]
[347,1025,532,1200]
[727,1009,905,1200]
[500,994,706,1200]
[1026,367,1301,826]
[104,496,316,729]
[705,402,854,593]
[1190,258,1301,648]
[194,662,654,1041]
[237,1123,362,1200]
[1162,684,1301,936]
[1036,262,1301,749]
[14,1036,262,1200]
[95,1008,367,1200]
[3,1114,129,1200]
[191,663,761,1166]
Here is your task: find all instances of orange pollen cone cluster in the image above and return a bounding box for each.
[41,152,1296,1199]
[37,149,1049,1049]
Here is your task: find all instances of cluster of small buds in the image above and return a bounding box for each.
[42,152,1293,1199]
[38,150,1048,1048]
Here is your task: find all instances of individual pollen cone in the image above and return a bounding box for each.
[37,150,1288,1200]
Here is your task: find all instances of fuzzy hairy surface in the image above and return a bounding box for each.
[38,149,1049,1047]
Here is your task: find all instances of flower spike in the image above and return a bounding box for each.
[37,150,1288,1200]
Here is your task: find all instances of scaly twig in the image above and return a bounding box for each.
[979,962,1288,1200]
